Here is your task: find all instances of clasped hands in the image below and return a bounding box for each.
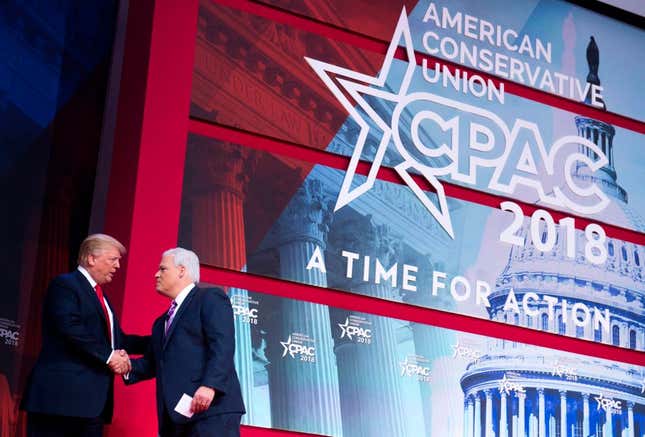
[108,349,132,375]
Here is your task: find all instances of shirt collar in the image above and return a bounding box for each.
[173,283,195,309]
[77,266,97,289]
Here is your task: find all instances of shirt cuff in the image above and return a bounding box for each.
[106,350,115,364]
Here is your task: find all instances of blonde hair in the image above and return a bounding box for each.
[78,234,126,266]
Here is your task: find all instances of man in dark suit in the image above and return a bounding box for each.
[21,233,149,436]
[126,247,245,437]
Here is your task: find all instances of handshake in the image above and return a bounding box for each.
[108,349,132,375]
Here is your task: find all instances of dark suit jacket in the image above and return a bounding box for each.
[127,286,245,428]
[21,269,149,421]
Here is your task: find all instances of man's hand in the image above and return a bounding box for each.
[108,349,131,375]
[190,386,215,414]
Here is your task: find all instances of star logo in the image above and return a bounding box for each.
[499,374,511,395]
[551,360,577,380]
[451,342,461,358]
[451,342,482,362]
[338,318,352,340]
[594,393,622,414]
[595,393,604,410]
[280,335,294,358]
[498,374,525,395]
[305,8,455,238]
[551,360,563,377]
[399,357,410,376]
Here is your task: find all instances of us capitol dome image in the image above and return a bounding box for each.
[460,36,645,437]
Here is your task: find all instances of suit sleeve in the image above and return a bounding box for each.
[119,330,150,355]
[125,322,157,385]
[110,302,150,354]
[46,278,112,364]
[201,289,236,395]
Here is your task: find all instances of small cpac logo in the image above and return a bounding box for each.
[280,335,315,358]
[338,318,372,340]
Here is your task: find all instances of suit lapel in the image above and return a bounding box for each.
[162,287,197,349]
[153,316,165,354]
[104,294,119,345]
[75,270,110,328]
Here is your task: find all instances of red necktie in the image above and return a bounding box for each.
[94,284,112,344]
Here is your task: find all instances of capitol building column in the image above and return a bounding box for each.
[499,390,508,437]
[403,254,449,434]
[464,398,470,437]
[466,396,474,437]
[559,390,567,437]
[474,392,482,437]
[187,140,256,422]
[538,388,546,437]
[517,392,525,437]
[582,393,590,437]
[485,389,493,437]
[267,178,343,436]
[605,406,613,437]
[330,217,407,437]
[627,401,634,437]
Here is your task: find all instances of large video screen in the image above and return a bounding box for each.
[213,281,645,436]
[184,0,644,435]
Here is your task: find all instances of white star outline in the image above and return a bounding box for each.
[280,335,295,358]
[451,342,482,362]
[594,393,605,411]
[305,8,456,239]
[499,374,512,396]
[399,357,410,376]
[451,342,461,358]
[338,318,352,340]
[594,393,620,414]
[498,373,525,396]
[306,8,611,238]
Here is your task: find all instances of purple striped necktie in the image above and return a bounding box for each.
[164,300,177,336]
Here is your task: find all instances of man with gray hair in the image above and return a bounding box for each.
[21,233,149,436]
[127,247,245,436]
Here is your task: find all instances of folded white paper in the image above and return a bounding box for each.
[174,393,194,418]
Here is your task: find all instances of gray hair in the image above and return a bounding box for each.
[163,247,200,283]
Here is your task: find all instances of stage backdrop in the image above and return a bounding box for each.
[208,280,644,437]
[185,0,644,353]
[162,0,645,435]
[105,0,644,436]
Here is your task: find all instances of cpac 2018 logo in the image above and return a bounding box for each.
[338,318,372,343]
[399,357,431,382]
[232,304,258,325]
[451,342,482,362]
[280,335,316,362]
[551,360,578,381]
[498,374,526,396]
[306,9,608,239]
[0,327,19,347]
[594,393,622,414]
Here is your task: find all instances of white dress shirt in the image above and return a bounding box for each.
[169,283,196,321]
[77,266,115,362]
